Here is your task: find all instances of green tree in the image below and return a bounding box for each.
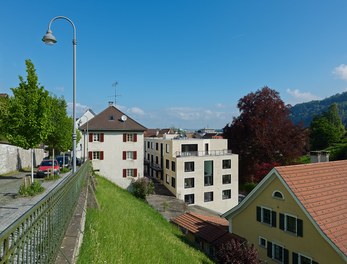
[45,96,73,155]
[0,94,9,141]
[310,103,345,150]
[3,60,52,180]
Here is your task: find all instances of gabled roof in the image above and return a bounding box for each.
[79,105,146,132]
[171,212,243,245]
[222,160,347,260]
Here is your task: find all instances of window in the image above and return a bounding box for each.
[122,169,137,177]
[90,151,104,160]
[166,174,170,184]
[222,159,231,169]
[171,161,176,172]
[204,192,213,202]
[155,156,159,164]
[222,189,231,199]
[222,174,231,184]
[184,194,194,204]
[267,242,288,263]
[256,206,276,227]
[123,151,137,160]
[93,133,100,142]
[166,144,170,153]
[258,237,267,248]
[204,175,213,186]
[204,160,213,186]
[292,253,316,264]
[166,159,170,169]
[147,142,150,149]
[280,213,303,236]
[123,133,137,142]
[184,161,194,172]
[184,178,195,188]
[273,190,284,199]
[171,177,176,188]
[156,143,159,151]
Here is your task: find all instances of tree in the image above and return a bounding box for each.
[216,240,260,264]
[223,87,308,183]
[0,94,9,141]
[45,96,74,156]
[3,60,52,181]
[309,103,345,150]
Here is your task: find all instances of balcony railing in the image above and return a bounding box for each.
[175,149,232,157]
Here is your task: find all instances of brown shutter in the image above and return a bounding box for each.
[134,169,138,177]
[100,133,104,142]
[123,151,126,160]
[133,151,137,160]
[123,169,126,178]
[89,133,93,142]
[100,151,104,160]
[134,134,137,142]
[123,133,127,142]
[89,151,93,160]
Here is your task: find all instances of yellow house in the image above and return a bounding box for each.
[222,160,347,264]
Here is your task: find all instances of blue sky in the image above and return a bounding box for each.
[1,1,347,129]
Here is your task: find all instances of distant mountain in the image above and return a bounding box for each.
[289,91,347,127]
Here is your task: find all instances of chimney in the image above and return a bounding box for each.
[108,101,114,106]
[310,151,330,163]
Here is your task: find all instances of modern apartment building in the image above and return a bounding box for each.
[144,133,239,214]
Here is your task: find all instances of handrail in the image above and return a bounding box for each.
[0,161,90,264]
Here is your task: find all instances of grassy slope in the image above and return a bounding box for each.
[77,176,213,264]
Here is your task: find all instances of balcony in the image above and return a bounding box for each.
[175,149,232,157]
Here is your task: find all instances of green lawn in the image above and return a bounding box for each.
[77,175,213,264]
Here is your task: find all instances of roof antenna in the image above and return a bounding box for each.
[110,81,121,107]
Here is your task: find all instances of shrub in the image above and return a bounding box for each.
[216,240,260,264]
[19,180,44,196]
[131,177,154,199]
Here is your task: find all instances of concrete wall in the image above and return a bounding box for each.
[0,143,46,174]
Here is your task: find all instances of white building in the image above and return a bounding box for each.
[144,133,239,214]
[79,104,146,189]
[76,109,96,160]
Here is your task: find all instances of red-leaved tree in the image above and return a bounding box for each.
[216,240,260,264]
[223,87,308,183]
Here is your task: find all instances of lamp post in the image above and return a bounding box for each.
[42,16,77,173]
[78,115,89,162]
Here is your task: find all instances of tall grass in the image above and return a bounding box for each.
[77,175,213,264]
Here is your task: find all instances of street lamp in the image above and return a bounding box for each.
[42,16,77,173]
[78,115,89,162]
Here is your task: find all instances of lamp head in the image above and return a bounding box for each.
[42,30,57,45]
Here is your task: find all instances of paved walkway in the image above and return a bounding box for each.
[146,176,220,221]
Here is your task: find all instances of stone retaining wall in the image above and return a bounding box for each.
[0,143,46,174]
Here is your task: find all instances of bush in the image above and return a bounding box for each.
[131,177,154,199]
[216,240,260,264]
[240,182,257,194]
[19,180,44,196]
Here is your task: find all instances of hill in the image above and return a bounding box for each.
[289,91,347,127]
[77,175,213,264]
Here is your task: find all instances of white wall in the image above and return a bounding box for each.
[0,144,46,174]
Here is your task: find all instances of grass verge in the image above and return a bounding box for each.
[77,175,213,264]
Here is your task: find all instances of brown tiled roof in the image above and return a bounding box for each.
[172,212,228,243]
[144,128,174,137]
[79,106,146,132]
[275,160,347,256]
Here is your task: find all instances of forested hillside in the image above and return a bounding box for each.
[289,91,347,127]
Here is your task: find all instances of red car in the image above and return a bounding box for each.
[36,159,60,178]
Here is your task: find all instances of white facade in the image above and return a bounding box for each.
[76,109,95,160]
[145,134,239,214]
[88,131,144,189]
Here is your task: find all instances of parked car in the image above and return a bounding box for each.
[70,157,82,166]
[56,155,71,169]
[36,159,60,178]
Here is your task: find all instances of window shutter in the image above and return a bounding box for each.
[297,219,303,237]
[256,206,261,222]
[89,151,93,160]
[100,151,104,160]
[134,134,137,142]
[100,133,104,142]
[123,169,126,178]
[123,133,127,142]
[279,213,285,230]
[292,252,298,264]
[123,151,126,160]
[133,151,137,160]
[89,133,93,142]
[284,249,289,264]
[134,169,138,177]
[272,211,276,227]
[267,241,272,258]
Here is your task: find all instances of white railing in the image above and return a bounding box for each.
[175,149,232,157]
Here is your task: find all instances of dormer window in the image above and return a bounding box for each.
[109,115,114,121]
[272,190,284,200]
